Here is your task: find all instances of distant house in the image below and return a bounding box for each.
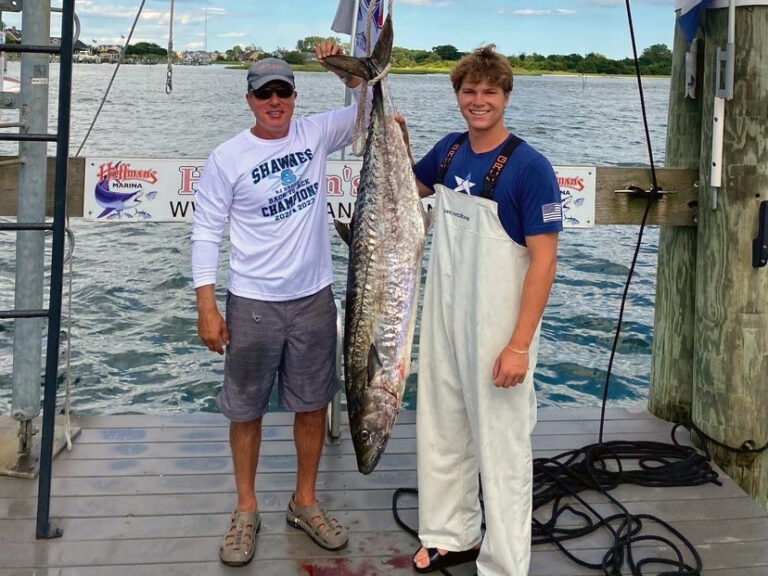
[181,50,214,65]
[73,39,90,52]
[98,45,122,63]
[2,29,95,59]
[1,28,89,52]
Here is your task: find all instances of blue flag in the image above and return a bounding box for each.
[676,0,711,44]
[332,0,384,57]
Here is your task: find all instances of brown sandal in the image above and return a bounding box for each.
[219,510,260,566]
[286,495,348,550]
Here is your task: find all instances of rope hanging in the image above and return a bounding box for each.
[350,0,393,156]
[166,0,175,94]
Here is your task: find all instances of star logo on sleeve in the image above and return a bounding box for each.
[453,174,475,195]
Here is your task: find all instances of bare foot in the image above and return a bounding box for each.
[413,547,447,570]
[412,543,482,571]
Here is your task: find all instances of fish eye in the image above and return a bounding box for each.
[359,429,370,442]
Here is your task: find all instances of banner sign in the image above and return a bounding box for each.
[554,166,596,227]
[84,158,596,227]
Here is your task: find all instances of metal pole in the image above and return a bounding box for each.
[340,0,361,161]
[1,22,6,94]
[36,0,74,540]
[11,0,51,435]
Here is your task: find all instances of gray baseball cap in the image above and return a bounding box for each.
[247,58,295,92]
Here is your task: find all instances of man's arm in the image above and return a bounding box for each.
[191,153,233,355]
[492,232,558,388]
[195,284,229,355]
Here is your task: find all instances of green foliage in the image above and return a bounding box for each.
[507,44,671,75]
[296,35,343,53]
[126,42,166,57]
[226,45,244,60]
[432,44,462,61]
[282,50,305,65]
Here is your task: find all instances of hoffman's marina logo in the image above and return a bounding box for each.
[98,162,158,185]
[557,175,585,192]
[92,161,158,219]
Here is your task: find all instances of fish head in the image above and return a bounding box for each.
[352,381,401,475]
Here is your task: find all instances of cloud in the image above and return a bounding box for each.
[580,0,671,4]
[218,32,245,38]
[500,8,577,15]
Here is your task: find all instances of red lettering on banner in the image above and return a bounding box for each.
[178,165,202,195]
[97,162,158,184]
[556,176,585,192]
[327,175,343,196]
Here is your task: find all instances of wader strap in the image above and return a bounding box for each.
[436,132,469,185]
[481,134,523,200]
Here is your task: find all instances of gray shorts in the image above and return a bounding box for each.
[217,286,339,422]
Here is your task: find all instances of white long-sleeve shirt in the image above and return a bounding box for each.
[191,103,357,301]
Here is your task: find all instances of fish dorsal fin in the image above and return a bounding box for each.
[334,219,352,246]
[422,207,435,234]
[371,14,393,69]
[367,343,383,383]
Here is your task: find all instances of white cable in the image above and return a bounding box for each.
[75,0,148,156]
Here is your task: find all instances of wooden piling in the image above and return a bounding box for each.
[648,23,702,423]
[693,6,768,508]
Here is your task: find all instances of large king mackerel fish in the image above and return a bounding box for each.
[325,15,432,474]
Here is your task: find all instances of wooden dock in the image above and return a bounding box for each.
[0,407,766,575]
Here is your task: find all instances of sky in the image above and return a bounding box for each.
[4,0,679,60]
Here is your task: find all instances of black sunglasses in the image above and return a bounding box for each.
[250,85,294,100]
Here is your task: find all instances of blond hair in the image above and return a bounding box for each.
[450,45,513,93]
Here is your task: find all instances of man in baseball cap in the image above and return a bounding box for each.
[193,42,363,567]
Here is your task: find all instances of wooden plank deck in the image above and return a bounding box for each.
[0,407,766,575]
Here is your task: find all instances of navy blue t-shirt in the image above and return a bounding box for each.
[414,132,563,245]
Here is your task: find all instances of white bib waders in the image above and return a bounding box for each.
[417,183,541,576]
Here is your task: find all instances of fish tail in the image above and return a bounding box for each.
[323,14,393,81]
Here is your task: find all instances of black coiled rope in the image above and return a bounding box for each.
[391,2,723,575]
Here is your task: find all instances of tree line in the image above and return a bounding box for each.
[122,37,673,76]
[278,37,672,75]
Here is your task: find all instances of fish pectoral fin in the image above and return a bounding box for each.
[367,344,383,383]
[323,54,371,81]
[422,207,435,234]
[334,219,353,246]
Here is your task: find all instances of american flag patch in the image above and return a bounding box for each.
[541,202,562,223]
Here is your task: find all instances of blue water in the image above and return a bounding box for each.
[0,63,670,414]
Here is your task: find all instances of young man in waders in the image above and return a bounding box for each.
[191,44,362,567]
[402,45,562,575]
